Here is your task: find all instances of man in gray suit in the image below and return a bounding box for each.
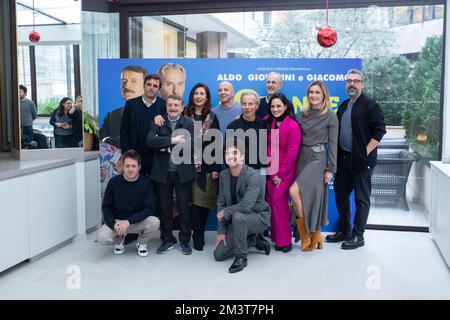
[214,139,271,273]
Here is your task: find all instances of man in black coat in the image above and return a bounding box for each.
[326,69,386,249]
[120,73,166,176]
[146,94,196,255]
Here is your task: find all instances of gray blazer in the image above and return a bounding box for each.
[217,165,271,234]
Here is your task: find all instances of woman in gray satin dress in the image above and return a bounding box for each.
[289,80,338,251]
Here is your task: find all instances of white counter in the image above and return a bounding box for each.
[0,153,101,272]
[430,161,450,268]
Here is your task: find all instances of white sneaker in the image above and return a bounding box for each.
[114,236,125,255]
[136,242,149,257]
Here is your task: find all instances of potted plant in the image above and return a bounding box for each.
[83,111,98,151]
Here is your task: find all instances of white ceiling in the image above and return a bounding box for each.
[17,0,81,26]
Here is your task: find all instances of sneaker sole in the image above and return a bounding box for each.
[114,249,124,255]
[156,245,175,254]
[137,251,149,257]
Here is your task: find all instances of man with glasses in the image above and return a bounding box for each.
[257,72,285,119]
[326,69,386,250]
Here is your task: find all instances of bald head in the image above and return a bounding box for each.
[218,81,235,106]
[266,72,283,97]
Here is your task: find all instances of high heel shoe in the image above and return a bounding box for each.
[305,231,323,251]
[295,217,311,251]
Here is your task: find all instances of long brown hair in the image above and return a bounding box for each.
[185,83,212,117]
[301,80,331,117]
[57,97,73,117]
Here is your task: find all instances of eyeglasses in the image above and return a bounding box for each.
[346,79,363,84]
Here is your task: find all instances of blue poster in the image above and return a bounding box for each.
[97,58,360,231]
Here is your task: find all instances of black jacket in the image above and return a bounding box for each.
[100,107,123,148]
[120,96,166,153]
[226,117,268,170]
[146,115,196,184]
[336,94,386,170]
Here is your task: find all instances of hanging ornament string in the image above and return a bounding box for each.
[33,0,35,30]
[317,0,337,48]
[29,0,41,43]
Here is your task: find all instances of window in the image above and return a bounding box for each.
[111,4,446,230]
[412,6,423,23]
[263,11,272,27]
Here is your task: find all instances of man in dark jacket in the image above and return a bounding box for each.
[146,94,196,255]
[120,73,166,176]
[214,141,271,273]
[97,150,160,257]
[326,69,386,249]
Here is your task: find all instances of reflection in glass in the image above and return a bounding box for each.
[49,97,82,148]
[16,0,83,150]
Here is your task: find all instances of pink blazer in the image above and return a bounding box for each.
[265,116,301,180]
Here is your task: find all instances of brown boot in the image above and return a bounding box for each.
[295,217,311,251]
[305,231,323,251]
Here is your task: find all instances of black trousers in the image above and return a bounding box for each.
[156,172,192,243]
[191,205,210,248]
[334,151,374,236]
[139,152,153,177]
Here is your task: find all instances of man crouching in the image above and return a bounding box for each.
[97,150,160,257]
[214,139,271,273]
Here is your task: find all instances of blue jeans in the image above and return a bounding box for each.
[22,126,34,142]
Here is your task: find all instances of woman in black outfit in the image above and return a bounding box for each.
[185,83,221,251]
[49,97,82,148]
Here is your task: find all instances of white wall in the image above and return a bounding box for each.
[391,19,444,55]
[18,24,81,45]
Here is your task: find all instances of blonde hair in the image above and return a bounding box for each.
[301,80,331,117]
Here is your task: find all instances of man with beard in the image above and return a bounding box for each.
[326,69,386,250]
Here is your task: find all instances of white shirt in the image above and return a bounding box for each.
[142,96,157,108]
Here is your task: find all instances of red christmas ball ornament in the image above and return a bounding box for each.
[317,26,337,48]
[29,31,41,43]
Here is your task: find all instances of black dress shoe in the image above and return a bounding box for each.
[123,233,138,245]
[229,256,248,273]
[255,234,270,255]
[325,231,352,243]
[341,235,365,250]
[275,244,292,253]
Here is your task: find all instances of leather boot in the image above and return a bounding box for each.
[305,231,323,251]
[295,217,311,251]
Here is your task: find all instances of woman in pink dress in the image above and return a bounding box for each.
[265,93,301,252]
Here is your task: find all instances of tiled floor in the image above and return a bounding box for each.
[0,230,449,300]
[368,183,429,227]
